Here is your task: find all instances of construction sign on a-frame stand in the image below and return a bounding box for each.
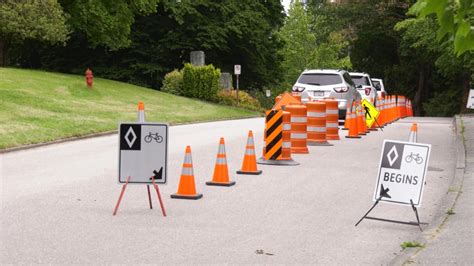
[361,99,380,128]
[373,140,431,207]
[119,122,168,184]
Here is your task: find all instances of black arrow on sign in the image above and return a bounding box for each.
[150,167,163,180]
[380,184,391,199]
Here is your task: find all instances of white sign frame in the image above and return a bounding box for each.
[373,140,431,207]
[467,89,474,109]
[118,122,168,184]
[234,65,241,75]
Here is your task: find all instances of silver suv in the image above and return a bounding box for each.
[349,72,377,105]
[292,69,360,118]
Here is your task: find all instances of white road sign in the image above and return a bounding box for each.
[467,89,474,109]
[373,140,431,207]
[234,65,241,75]
[119,122,168,184]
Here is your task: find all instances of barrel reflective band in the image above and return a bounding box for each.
[326,109,338,115]
[327,123,338,128]
[291,133,307,139]
[291,117,307,123]
[264,110,283,160]
[282,142,291,148]
[283,124,291,131]
[307,112,325,118]
[307,126,326,132]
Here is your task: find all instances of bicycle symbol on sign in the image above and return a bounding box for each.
[405,152,423,164]
[144,132,163,143]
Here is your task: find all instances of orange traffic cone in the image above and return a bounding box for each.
[137,101,145,122]
[345,103,361,139]
[171,146,203,200]
[408,123,417,143]
[237,131,262,175]
[206,138,236,186]
[356,101,367,136]
[342,106,350,130]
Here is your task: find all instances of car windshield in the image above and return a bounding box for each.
[372,80,381,91]
[297,74,342,86]
[351,75,370,86]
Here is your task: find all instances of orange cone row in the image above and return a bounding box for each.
[172,132,263,199]
[168,92,416,200]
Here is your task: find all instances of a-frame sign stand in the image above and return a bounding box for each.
[113,170,167,216]
[355,194,426,231]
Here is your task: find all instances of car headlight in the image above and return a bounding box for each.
[333,86,348,93]
[292,86,305,92]
[364,87,371,96]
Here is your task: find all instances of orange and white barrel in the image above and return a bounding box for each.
[275,95,282,105]
[291,92,302,103]
[286,104,309,154]
[306,101,332,146]
[282,111,292,159]
[375,96,383,127]
[322,98,340,140]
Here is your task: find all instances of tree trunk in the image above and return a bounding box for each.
[460,71,471,113]
[413,69,425,116]
[0,39,8,67]
[0,39,5,67]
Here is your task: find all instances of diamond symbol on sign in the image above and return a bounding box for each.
[387,145,399,167]
[125,127,137,148]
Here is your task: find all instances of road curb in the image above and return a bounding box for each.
[0,130,118,154]
[389,115,466,265]
[0,115,263,154]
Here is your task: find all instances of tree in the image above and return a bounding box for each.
[13,0,285,90]
[59,0,159,50]
[409,0,474,55]
[0,0,69,66]
[395,17,473,115]
[279,1,351,86]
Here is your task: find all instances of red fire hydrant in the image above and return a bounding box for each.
[85,68,93,87]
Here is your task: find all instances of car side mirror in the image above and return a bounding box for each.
[356,84,362,89]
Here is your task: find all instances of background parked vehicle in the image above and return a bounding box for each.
[371,78,387,98]
[292,69,361,119]
[349,72,377,105]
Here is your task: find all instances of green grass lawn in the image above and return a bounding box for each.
[0,67,261,149]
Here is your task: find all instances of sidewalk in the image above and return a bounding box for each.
[396,115,474,264]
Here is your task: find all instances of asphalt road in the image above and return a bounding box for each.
[0,117,459,264]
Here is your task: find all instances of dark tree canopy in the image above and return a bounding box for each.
[13,0,285,90]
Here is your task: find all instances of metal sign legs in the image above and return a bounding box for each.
[113,176,167,217]
[355,197,426,231]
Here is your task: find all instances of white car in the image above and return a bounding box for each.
[292,69,361,119]
[349,72,377,105]
[371,78,387,98]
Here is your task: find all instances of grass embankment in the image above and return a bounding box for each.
[0,68,261,149]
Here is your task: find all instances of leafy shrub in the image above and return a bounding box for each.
[217,90,263,111]
[161,69,183,95]
[252,87,289,110]
[182,63,221,101]
[423,89,461,117]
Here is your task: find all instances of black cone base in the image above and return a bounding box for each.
[206,181,236,187]
[257,157,300,166]
[236,170,262,175]
[346,135,361,139]
[170,193,203,200]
